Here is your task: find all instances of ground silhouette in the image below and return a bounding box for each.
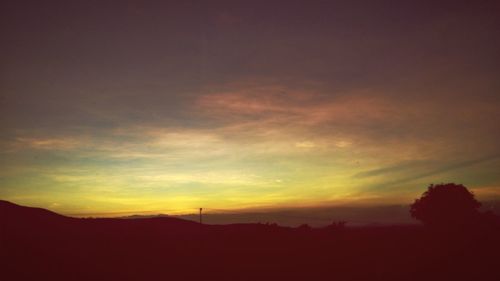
[1,198,499,281]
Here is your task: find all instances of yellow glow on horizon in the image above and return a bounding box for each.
[1,84,499,216]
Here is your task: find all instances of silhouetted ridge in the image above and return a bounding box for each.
[0,200,67,221]
[0,200,203,232]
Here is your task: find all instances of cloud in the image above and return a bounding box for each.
[354,160,429,179]
[372,155,500,188]
[295,141,316,149]
[1,1,500,215]
[3,137,84,152]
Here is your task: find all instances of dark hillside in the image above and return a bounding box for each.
[1,201,499,281]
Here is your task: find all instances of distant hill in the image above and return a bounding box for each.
[118,214,170,219]
[0,199,67,220]
[176,204,416,227]
[0,199,72,231]
[0,200,203,234]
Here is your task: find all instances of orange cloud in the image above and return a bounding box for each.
[11,137,83,151]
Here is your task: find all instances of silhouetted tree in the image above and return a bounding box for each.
[410,183,481,227]
[297,223,311,231]
[324,220,347,233]
[326,220,346,229]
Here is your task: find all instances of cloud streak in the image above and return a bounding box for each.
[370,155,500,189]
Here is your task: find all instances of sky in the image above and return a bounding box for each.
[1,1,500,219]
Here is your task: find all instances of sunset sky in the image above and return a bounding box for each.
[1,1,499,217]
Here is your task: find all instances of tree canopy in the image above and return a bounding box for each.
[410,183,481,227]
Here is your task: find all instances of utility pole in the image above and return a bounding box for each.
[199,208,203,224]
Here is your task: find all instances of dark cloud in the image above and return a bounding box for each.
[371,155,500,189]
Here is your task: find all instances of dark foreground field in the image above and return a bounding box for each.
[1,200,499,281]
